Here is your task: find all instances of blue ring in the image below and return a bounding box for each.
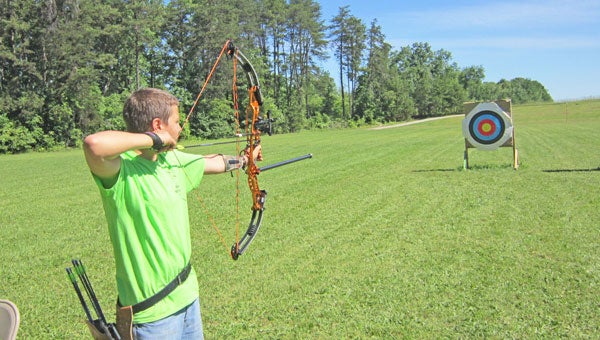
[468,111,505,144]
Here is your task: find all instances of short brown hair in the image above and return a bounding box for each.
[122,88,179,133]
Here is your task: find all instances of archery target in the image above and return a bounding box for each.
[462,102,513,150]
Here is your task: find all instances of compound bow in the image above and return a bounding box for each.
[226,41,266,260]
[181,40,311,260]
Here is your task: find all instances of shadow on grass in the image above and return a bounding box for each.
[542,167,600,173]
[412,163,516,172]
[414,166,600,173]
[412,168,457,173]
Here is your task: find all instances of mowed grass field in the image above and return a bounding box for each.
[1,100,599,338]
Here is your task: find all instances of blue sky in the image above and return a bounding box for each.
[317,0,600,101]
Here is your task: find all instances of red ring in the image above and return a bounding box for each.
[477,118,497,136]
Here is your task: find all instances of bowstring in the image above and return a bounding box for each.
[179,41,231,137]
[174,39,242,258]
[172,153,229,254]
[232,48,242,251]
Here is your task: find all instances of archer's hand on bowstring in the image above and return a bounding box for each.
[152,130,178,153]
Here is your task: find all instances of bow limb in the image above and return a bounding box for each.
[231,190,266,260]
[227,41,263,105]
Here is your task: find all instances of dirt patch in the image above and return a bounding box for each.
[369,115,462,130]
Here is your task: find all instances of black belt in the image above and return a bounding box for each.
[119,262,192,314]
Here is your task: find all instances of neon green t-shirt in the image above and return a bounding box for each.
[93,150,205,323]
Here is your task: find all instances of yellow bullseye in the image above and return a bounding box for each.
[481,123,492,133]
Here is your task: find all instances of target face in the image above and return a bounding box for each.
[462,102,513,150]
[470,110,505,144]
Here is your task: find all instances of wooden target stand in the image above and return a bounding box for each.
[462,99,519,170]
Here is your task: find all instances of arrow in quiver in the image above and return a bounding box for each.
[66,259,123,340]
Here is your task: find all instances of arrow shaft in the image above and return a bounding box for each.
[258,154,313,172]
[66,267,94,323]
[183,139,241,148]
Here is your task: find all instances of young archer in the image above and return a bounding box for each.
[83,88,261,339]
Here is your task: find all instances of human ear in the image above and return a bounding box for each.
[150,117,163,132]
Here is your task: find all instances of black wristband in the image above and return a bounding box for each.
[144,132,164,151]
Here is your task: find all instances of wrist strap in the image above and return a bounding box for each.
[144,132,163,151]
[222,154,245,172]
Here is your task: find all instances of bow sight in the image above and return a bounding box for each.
[242,110,275,136]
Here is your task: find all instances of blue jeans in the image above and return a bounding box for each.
[133,298,204,340]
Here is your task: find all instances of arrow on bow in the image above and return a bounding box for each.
[177,111,274,149]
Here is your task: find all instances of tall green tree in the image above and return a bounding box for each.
[459,65,485,101]
[43,1,120,143]
[117,0,166,90]
[0,0,46,151]
[257,0,288,109]
[393,42,465,117]
[279,0,327,131]
[328,6,351,120]
[354,19,392,123]
[329,6,366,120]
[344,15,366,119]
[499,77,553,104]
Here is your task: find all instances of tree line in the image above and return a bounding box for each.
[0,0,552,153]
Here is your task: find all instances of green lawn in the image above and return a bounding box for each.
[1,100,599,338]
